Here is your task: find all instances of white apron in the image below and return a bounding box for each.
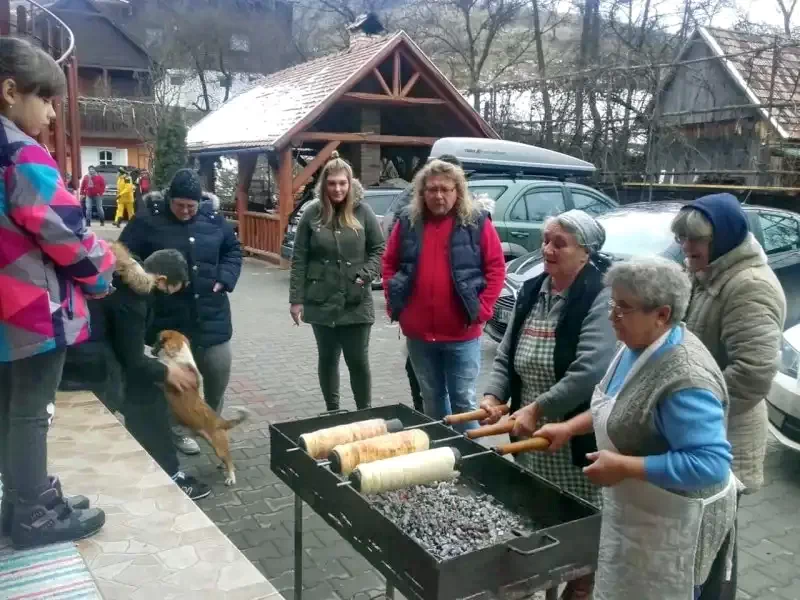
[591,331,737,600]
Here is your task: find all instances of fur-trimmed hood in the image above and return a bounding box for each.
[110,242,154,295]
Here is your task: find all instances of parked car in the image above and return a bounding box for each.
[768,323,800,452]
[280,186,406,262]
[485,202,800,342]
[382,138,618,261]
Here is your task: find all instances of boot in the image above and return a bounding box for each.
[2,476,91,536]
[10,480,104,549]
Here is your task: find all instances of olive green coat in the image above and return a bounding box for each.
[289,196,385,327]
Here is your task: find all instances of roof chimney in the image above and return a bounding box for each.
[347,12,386,47]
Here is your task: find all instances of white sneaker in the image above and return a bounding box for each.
[173,435,200,455]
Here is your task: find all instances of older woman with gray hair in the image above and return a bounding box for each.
[481,209,616,599]
[534,257,737,600]
[672,193,785,494]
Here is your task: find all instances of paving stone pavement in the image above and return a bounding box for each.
[171,259,800,600]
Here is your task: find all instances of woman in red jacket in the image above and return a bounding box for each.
[382,159,505,432]
[80,165,107,226]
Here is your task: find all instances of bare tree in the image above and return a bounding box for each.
[776,0,798,36]
[407,0,535,111]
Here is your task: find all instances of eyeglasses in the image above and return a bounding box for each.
[608,299,642,319]
[674,234,710,245]
[424,185,456,195]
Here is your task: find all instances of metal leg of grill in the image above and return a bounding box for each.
[294,494,303,600]
[544,587,558,600]
[385,581,395,599]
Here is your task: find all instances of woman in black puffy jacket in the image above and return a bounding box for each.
[119,169,242,455]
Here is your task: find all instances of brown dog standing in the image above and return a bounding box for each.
[154,330,248,485]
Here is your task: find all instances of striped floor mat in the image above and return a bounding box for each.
[0,540,102,600]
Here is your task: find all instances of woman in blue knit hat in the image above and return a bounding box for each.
[120,168,243,456]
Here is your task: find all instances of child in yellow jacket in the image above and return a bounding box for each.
[114,168,134,227]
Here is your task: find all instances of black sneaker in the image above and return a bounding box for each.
[172,472,211,501]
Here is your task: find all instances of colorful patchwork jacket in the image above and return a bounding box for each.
[0,115,116,362]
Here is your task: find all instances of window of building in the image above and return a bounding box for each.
[98,150,113,166]
[170,74,186,86]
[230,34,251,52]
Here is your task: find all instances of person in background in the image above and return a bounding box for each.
[81,165,106,226]
[134,169,151,216]
[120,168,242,456]
[389,154,463,414]
[672,193,786,495]
[0,37,116,548]
[533,257,737,600]
[92,243,211,500]
[114,167,135,228]
[289,153,385,411]
[382,159,505,432]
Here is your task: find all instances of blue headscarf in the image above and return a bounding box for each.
[682,193,749,261]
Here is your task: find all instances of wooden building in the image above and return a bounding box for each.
[654,27,800,188]
[186,16,498,262]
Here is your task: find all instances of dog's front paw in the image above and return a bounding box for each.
[224,473,236,486]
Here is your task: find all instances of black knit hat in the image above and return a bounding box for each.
[168,168,202,202]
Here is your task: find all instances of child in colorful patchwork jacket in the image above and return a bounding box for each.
[0,38,116,549]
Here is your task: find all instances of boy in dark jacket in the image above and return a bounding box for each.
[96,243,211,500]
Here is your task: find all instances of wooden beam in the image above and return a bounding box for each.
[392,51,401,95]
[292,141,340,193]
[398,50,489,138]
[294,132,437,146]
[373,68,393,97]
[67,57,81,190]
[236,153,258,247]
[278,148,294,225]
[53,98,67,178]
[400,72,421,97]
[342,92,446,106]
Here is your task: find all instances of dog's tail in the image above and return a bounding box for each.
[220,407,250,431]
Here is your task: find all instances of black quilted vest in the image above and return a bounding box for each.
[387,210,489,324]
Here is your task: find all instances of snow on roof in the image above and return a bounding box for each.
[186,33,400,152]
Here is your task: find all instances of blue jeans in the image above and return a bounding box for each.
[406,338,481,432]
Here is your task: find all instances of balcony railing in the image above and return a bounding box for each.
[2,0,80,186]
[2,0,73,64]
[78,98,157,139]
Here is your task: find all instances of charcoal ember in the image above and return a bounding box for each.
[370,479,537,560]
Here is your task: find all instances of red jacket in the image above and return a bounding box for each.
[382,213,506,343]
[80,174,106,197]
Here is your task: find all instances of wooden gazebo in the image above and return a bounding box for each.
[186,20,497,262]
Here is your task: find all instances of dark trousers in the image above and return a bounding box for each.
[311,324,372,411]
[122,394,179,477]
[0,349,66,500]
[405,356,424,412]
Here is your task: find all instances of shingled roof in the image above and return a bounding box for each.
[186,31,496,152]
[694,27,800,140]
[48,0,151,70]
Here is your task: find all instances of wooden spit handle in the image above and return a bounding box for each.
[443,404,510,425]
[495,437,551,455]
[466,419,516,439]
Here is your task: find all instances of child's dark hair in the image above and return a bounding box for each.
[0,38,66,100]
[144,249,189,287]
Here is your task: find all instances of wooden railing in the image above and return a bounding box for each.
[239,212,285,262]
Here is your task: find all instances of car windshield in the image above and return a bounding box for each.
[599,209,679,257]
[363,191,403,216]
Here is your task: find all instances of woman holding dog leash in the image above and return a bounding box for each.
[289,153,385,412]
